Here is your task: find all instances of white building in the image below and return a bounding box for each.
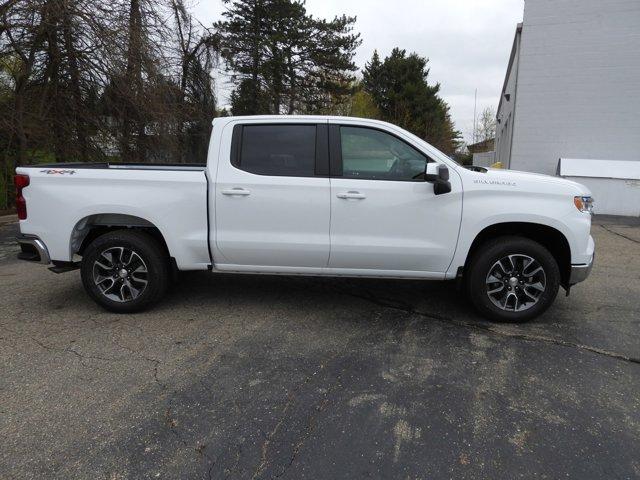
[557,158,640,216]
[495,0,640,215]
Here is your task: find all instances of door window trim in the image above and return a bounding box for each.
[328,124,433,181]
[230,123,329,178]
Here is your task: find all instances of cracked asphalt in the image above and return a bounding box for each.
[1,216,639,479]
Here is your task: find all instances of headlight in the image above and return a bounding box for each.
[574,196,594,214]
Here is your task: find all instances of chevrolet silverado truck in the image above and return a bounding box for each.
[14,116,595,321]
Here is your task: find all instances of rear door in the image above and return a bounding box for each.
[328,122,463,274]
[214,121,331,268]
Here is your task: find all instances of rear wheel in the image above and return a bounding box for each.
[81,230,169,313]
[465,236,560,322]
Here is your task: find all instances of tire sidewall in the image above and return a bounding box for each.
[467,237,560,322]
[81,231,168,313]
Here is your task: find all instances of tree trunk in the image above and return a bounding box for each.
[122,0,143,162]
[43,1,67,162]
[250,0,262,113]
[61,1,89,162]
[287,52,295,114]
[13,86,27,167]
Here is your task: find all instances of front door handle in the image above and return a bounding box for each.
[221,188,251,196]
[336,191,366,200]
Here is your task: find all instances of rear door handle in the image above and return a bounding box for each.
[221,188,251,196]
[336,191,366,200]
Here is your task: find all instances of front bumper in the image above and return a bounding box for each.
[569,252,594,285]
[16,234,51,265]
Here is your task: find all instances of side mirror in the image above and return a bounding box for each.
[424,163,452,195]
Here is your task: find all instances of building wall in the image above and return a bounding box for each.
[495,26,521,169]
[472,151,496,168]
[507,0,640,174]
[561,177,640,216]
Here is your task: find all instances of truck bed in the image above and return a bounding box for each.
[16,163,211,270]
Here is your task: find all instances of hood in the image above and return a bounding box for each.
[464,167,592,196]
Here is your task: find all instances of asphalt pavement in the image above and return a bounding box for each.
[0,216,639,479]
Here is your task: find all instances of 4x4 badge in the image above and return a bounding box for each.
[40,169,76,175]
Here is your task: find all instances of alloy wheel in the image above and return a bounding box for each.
[92,247,148,303]
[485,254,546,312]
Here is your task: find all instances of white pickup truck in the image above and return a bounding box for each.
[15,115,595,321]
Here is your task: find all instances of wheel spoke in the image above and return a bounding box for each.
[512,293,520,311]
[126,281,141,299]
[99,251,115,268]
[496,260,508,275]
[132,264,147,274]
[522,287,538,301]
[97,276,115,291]
[131,274,148,285]
[119,283,129,301]
[95,275,113,286]
[501,292,515,310]
[102,278,118,295]
[94,261,112,271]
[527,281,545,292]
[123,251,138,267]
[524,265,543,277]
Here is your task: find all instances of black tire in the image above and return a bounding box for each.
[465,236,560,322]
[81,230,169,313]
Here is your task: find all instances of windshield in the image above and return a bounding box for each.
[400,128,462,167]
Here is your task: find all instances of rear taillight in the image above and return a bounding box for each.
[14,174,30,220]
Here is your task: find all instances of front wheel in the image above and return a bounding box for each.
[80,230,170,313]
[465,236,560,322]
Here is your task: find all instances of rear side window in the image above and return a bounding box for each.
[237,125,316,176]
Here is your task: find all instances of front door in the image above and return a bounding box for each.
[214,122,330,269]
[328,124,463,274]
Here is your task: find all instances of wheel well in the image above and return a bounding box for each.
[71,214,170,260]
[464,222,572,286]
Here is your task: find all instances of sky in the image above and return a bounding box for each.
[192,0,524,143]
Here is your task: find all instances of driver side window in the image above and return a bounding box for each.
[340,126,428,181]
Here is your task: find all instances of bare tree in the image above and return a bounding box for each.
[171,0,218,162]
[1,0,118,166]
[474,106,496,144]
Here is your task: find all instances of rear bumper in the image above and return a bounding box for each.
[16,234,51,265]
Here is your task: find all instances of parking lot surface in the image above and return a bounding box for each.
[1,216,639,479]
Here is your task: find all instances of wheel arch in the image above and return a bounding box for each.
[463,222,572,287]
[70,214,171,261]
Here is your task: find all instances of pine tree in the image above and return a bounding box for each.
[218,0,360,115]
[362,48,461,155]
[362,50,383,106]
[218,0,272,114]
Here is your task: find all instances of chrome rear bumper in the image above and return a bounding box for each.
[16,234,51,265]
